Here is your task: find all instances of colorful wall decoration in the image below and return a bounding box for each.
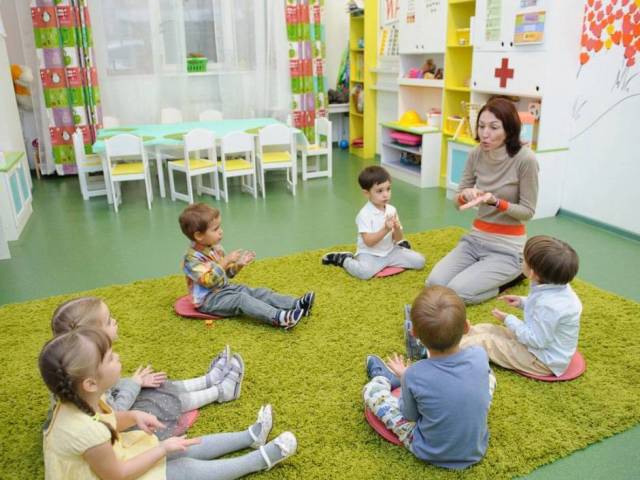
[285,0,328,143]
[31,0,100,175]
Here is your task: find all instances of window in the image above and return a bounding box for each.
[101,0,153,75]
[183,0,217,62]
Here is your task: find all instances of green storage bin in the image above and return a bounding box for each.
[187,57,208,73]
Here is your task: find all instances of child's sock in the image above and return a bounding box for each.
[273,308,305,329]
[321,252,354,267]
[295,291,315,316]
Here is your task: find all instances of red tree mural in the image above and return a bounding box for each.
[579,0,640,69]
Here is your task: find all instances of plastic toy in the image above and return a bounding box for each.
[11,64,34,110]
[351,84,364,113]
[339,139,349,150]
[515,351,586,382]
[390,131,421,146]
[398,110,423,126]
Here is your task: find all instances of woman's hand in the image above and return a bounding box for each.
[132,411,165,435]
[459,192,496,210]
[161,436,202,454]
[386,353,409,377]
[460,187,484,203]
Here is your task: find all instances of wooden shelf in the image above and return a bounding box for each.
[446,44,472,48]
[350,110,364,118]
[398,78,444,88]
[371,84,399,93]
[382,141,421,155]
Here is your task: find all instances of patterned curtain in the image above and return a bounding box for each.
[285,0,328,143]
[31,0,100,175]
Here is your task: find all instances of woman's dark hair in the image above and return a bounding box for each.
[39,327,118,444]
[475,97,522,157]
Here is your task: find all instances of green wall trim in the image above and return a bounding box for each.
[558,209,640,243]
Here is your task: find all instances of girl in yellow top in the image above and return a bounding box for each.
[40,328,297,480]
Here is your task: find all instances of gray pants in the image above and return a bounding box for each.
[426,234,522,304]
[200,284,297,325]
[166,430,266,480]
[343,245,425,280]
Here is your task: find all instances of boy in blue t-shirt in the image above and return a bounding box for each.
[363,285,496,470]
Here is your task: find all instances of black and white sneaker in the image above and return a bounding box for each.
[321,252,354,267]
[397,240,412,249]
[295,291,315,316]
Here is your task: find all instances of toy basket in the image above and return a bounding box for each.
[187,57,208,73]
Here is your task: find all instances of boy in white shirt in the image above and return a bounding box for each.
[322,166,425,279]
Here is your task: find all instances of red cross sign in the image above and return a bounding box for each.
[494,57,514,88]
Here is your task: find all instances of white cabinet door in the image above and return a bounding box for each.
[399,0,446,54]
[471,51,544,97]
[473,0,518,52]
[399,0,419,53]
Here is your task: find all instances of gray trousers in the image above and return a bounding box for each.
[200,284,297,325]
[426,234,522,304]
[166,430,266,480]
[343,245,425,280]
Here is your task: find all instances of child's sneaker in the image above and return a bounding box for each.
[295,291,315,316]
[248,404,273,448]
[277,308,305,330]
[259,432,297,471]
[217,353,244,402]
[404,304,428,361]
[366,355,401,390]
[397,240,412,249]
[321,252,354,267]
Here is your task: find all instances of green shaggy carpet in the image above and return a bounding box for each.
[1,227,639,479]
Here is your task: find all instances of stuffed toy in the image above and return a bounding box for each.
[11,64,34,111]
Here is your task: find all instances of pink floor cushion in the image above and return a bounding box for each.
[174,295,221,320]
[375,266,406,278]
[364,387,403,445]
[516,351,586,382]
[174,409,199,436]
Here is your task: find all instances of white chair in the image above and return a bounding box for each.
[256,124,296,197]
[72,129,108,200]
[218,131,257,202]
[167,129,220,204]
[102,116,120,129]
[160,107,183,124]
[104,134,153,212]
[199,109,223,122]
[298,117,332,181]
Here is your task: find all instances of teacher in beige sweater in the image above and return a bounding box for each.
[427,97,539,304]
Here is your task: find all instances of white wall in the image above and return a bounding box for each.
[324,0,349,91]
[562,0,640,235]
[0,10,25,154]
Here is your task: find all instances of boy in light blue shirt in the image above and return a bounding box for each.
[363,286,495,470]
[459,235,582,376]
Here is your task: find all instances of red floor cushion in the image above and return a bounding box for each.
[515,351,586,382]
[174,295,221,320]
[174,409,199,436]
[364,387,403,445]
[375,266,406,278]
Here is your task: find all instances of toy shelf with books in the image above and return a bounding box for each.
[348,1,378,158]
[379,0,447,188]
[380,121,441,188]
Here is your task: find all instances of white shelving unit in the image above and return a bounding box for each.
[378,0,447,187]
[380,122,441,187]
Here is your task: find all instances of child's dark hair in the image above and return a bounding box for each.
[358,166,391,190]
[411,286,466,352]
[39,327,118,444]
[179,203,220,241]
[51,296,105,335]
[524,235,579,285]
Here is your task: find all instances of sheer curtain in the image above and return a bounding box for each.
[91,0,291,125]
